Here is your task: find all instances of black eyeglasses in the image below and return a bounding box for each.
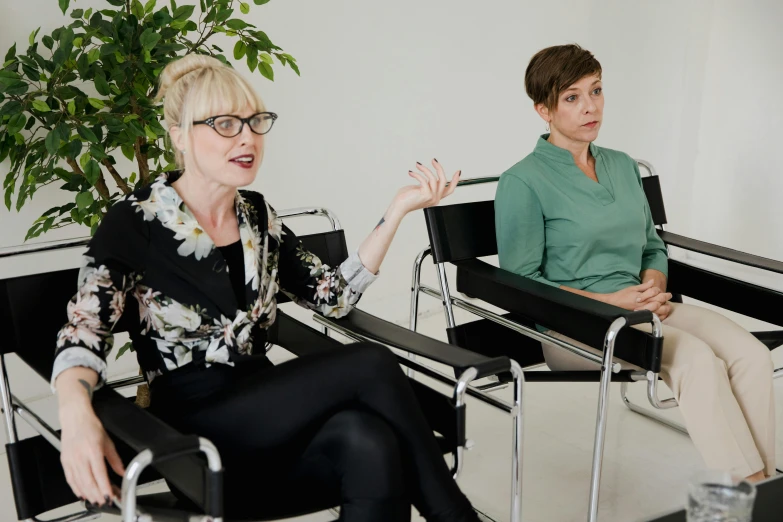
[192,112,278,137]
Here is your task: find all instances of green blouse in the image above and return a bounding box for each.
[494,135,668,295]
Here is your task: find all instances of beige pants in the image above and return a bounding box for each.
[542,302,776,477]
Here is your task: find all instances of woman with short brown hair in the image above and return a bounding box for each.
[495,43,775,481]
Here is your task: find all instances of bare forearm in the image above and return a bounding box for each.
[55,367,99,417]
[356,203,406,275]
[561,285,609,304]
[640,269,667,292]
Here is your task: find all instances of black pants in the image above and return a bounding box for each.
[149,343,478,522]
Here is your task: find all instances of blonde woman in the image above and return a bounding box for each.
[52,55,478,522]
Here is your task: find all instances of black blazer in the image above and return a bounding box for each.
[51,171,377,389]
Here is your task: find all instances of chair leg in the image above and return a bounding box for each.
[509,361,525,522]
[408,247,431,379]
[619,381,688,435]
[0,354,19,444]
[587,318,625,522]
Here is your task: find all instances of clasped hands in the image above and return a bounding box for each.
[605,279,673,322]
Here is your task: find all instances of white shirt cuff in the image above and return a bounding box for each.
[339,250,379,294]
[50,347,108,394]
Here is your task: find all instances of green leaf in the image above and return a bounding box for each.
[42,36,55,50]
[129,172,137,183]
[259,52,273,65]
[70,8,84,18]
[246,47,258,72]
[85,7,93,18]
[66,138,82,159]
[87,98,105,110]
[94,73,110,95]
[87,48,100,64]
[258,61,274,81]
[76,190,94,209]
[233,40,247,60]
[144,125,157,140]
[226,18,248,30]
[131,0,145,19]
[59,0,69,15]
[29,27,41,46]
[121,143,135,161]
[253,0,270,4]
[83,160,101,186]
[89,144,108,160]
[100,43,118,56]
[73,37,83,48]
[22,64,41,81]
[67,99,76,115]
[6,113,26,134]
[144,0,157,13]
[240,2,250,14]
[45,128,61,155]
[77,125,99,143]
[4,43,16,63]
[173,4,195,19]
[115,341,134,360]
[31,100,50,112]
[216,7,233,22]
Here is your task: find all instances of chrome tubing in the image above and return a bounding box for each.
[636,159,657,178]
[107,375,146,390]
[620,381,689,435]
[121,438,223,522]
[0,237,90,259]
[275,207,342,232]
[452,367,479,480]
[408,247,432,378]
[418,284,623,373]
[0,354,19,444]
[587,317,627,522]
[435,263,457,329]
[508,360,525,522]
[12,395,61,450]
[25,511,101,522]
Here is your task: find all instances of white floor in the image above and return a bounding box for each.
[3,305,783,522]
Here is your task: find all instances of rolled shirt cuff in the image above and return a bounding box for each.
[339,249,379,294]
[50,347,108,394]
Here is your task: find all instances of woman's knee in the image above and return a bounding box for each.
[347,342,400,375]
[733,341,774,378]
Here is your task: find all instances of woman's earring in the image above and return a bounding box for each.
[181,149,186,154]
[545,122,550,132]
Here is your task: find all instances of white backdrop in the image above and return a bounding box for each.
[2,0,782,398]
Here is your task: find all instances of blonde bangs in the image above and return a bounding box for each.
[157,55,266,168]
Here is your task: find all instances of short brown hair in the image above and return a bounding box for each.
[524,44,602,110]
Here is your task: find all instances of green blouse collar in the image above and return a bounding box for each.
[534,134,601,165]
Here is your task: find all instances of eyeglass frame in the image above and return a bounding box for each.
[192,111,278,137]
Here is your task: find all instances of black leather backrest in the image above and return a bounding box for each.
[641,176,668,226]
[0,268,79,377]
[423,201,497,264]
[277,230,350,305]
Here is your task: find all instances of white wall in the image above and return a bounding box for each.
[2,0,782,401]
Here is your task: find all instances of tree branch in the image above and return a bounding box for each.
[134,137,150,184]
[65,157,110,201]
[101,158,131,194]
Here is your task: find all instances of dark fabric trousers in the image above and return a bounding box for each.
[148,342,478,522]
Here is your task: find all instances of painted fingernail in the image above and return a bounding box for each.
[105,495,110,503]
[434,158,439,163]
[416,161,422,165]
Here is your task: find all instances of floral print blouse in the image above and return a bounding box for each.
[51,171,377,390]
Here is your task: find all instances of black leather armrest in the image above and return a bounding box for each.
[91,389,212,511]
[660,230,783,275]
[322,309,511,377]
[454,259,662,372]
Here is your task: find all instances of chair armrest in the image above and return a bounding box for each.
[660,230,783,275]
[91,389,216,512]
[318,308,511,377]
[454,259,662,371]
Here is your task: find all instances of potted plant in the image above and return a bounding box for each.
[0,0,298,403]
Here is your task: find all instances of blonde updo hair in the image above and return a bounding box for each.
[155,54,266,168]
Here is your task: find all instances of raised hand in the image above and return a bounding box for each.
[392,159,461,216]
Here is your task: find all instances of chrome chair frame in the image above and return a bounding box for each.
[408,173,668,522]
[279,207,524,522]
